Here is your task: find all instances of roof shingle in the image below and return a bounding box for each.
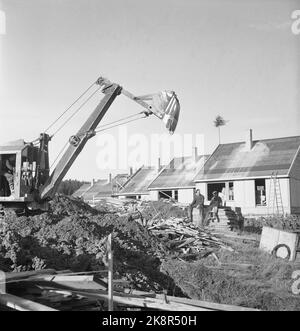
[195,136,300,182]
[148,155,209,189]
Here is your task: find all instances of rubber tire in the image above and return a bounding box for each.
[272,244,291,260]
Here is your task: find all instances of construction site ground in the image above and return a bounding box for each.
[1,195,300,311]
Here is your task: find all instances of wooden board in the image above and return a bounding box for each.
[0,293,57,311]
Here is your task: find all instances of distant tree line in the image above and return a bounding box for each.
[58,179,88,196]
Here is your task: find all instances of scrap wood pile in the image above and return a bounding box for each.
[94,198,234,259]
[146,218,234,259]
[0,268,257,311]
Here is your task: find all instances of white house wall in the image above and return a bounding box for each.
[268,178,290,214]
[196,178,292,216]
[149,190,159,201]
[178,189,194,204]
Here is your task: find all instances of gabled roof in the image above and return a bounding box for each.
[79,174,131,201]
[72,183,91,198]
[195,136,300,182]
[111,174,130,194]
[116,166,159,196]
[82,180,112,200]
[0,139,26,152]
[148,155,209,190]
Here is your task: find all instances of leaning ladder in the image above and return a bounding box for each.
[268,172,284,215]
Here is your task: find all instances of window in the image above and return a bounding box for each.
[174,190,178,202]
[255,179,266,206]
[207,182,226,201]
[229,182,234,201]
[159,190,172,200]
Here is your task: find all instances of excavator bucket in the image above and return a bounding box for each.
[151,91,180,135]
[122,88,180,135]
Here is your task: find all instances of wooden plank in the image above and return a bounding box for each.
[5,269,57,282]
[69,290,211,311]
[123,290,259,312]
[164,296,259,312]
[34,275,108,291]
[0,293,57,311]
[107,234,114,311]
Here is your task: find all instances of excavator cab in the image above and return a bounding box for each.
[0,135,50,211]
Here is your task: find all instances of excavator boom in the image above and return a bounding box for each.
[40,81,122,200]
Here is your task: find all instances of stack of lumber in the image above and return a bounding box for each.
[147,217,234,258]
[0,269,257,311]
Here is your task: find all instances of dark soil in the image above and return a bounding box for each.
[1,195,300,310]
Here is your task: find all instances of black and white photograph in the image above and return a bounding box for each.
[0,0,300,316]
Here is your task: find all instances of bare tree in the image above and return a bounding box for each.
[214,115,227,144]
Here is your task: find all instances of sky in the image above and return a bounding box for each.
[0,0,299,181]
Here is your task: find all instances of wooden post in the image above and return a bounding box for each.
[0,270,6,294]
[107,234,113,311]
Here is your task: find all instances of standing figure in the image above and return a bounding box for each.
[189,189,205,228]
[3,155,16,197]
[209,191,222,223]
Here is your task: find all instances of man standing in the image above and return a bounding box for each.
[3,155,15,197]
[189,189,205,228]
[209,191,222,223]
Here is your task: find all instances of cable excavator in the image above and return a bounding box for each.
[0,76,180,215]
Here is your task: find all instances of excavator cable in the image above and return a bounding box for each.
[77,111,148,138]
[93,113,148,134]
[51,86,102,137]
[44,80,97,134]
[50,112,147,169]
[50,140,70,169]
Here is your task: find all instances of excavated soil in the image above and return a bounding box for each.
[1,195,300,310]
[0,195,181,293]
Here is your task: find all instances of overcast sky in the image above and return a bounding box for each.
[0,0,299,181]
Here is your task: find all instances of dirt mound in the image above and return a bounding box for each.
[0,195,180,293]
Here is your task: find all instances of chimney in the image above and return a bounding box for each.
[129,167,133,176]
[91,178,95,187]
[108,173,112,183]
[157,157,161,173]
[245,129,253,151]
[193,147,198,163]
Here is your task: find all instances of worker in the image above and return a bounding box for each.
[209,191,222,223]
[3,155,16,197]
[220,187,226,207]
[189,189,205,228]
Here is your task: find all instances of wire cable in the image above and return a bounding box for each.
[93,114,148,134]
[51,86,101,137]
[44,81,97,133]
[50,140,70,169]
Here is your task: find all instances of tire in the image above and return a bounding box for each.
[272,244,291,260]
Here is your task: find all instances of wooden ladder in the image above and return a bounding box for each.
[268,172,284,215]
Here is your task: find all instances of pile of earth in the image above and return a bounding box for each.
[0,195,181,294]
